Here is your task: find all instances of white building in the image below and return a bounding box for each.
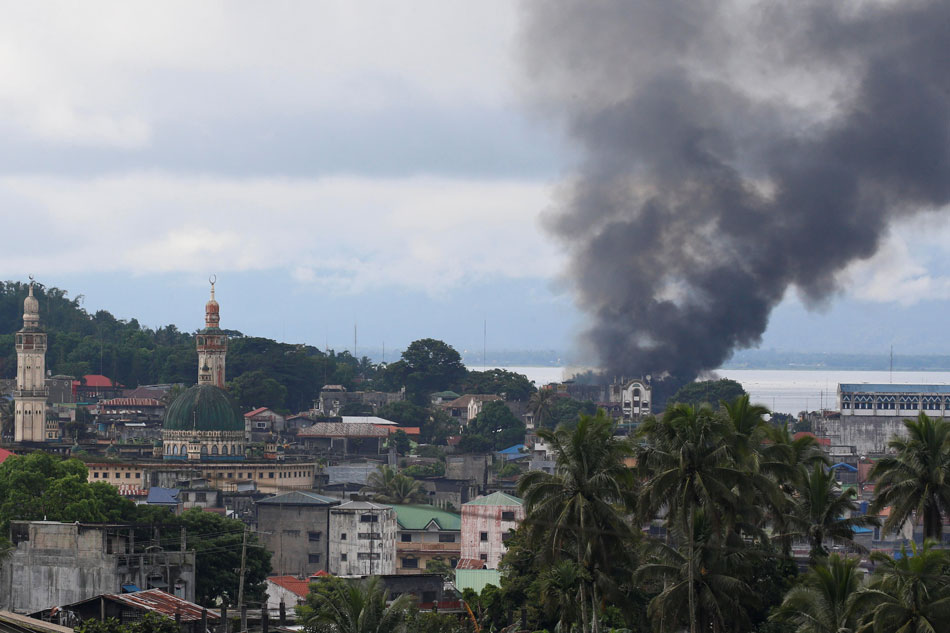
[609,378,652,420]
[460,492,524,570]
[328,501,397,576]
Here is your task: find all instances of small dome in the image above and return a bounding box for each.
[23,284,39,323]
[164,384,244,432]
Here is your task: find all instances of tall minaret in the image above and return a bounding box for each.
[14,280,53,442]
[196,276,227,388]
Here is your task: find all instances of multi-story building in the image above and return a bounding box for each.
[391,505,461,574]
[256,490,340,576]
[328,501,397,576]
[460,492,524,570]
[0,521,195,614]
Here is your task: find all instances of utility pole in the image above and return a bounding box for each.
[237,525,248,632]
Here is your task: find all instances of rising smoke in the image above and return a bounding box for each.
[521,0,950,389]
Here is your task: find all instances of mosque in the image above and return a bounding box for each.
[11,278,316,493]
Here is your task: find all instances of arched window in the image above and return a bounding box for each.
[841,395,852,409]
[633,388,641,398]
[201,444,208,454]
[171,445,178,456]
[211,445,218,455]
[222,444,229,455]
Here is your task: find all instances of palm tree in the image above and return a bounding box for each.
[856,540,950,633]
[518,410,636,633]
[361,466,427,505]
[781,463,878,561]
[637,403,742,633]
[538,559,589,633]
[301,576,413,633]
[528,388,556,429]
[636,510,756,633]
[868,412,950,540]
[770,553,864,633]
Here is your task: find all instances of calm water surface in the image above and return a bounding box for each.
[498,366,950,415]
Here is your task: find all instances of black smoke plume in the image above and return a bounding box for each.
[521,1,950,388]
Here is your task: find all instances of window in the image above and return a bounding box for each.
[308,554,321,564]
[93,472,99,478]
[135,473,141,479]
[341,533,347,540]
[195,492,207,502]
[401,558,418,569]
[125,473,131,479]
[438,533,455,543]
[340,553,347,561]
[358,533,381,540]
[269,472,274,479]
[501,511,515,521]
[360,514,379,523]
[358,553,381,561]
[479,554,488,562]
[308,531,322,542]
[401,533,412,542]
[181,492,190,501]
[480,532,488,542]
[502,531,513,543]
[227,473,233,478]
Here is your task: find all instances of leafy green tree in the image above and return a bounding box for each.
[458,401,525,452]
[340,402,375,416]
[537,559,589,632]
[377,401,428,427]
[868,412,950,540]
[518,411,637,633]
[228,369,288,411]
[388,430,411,456]
[781,463,878,561]
[461,369,536,401]
[76,612,180,633]
[393,339,467,404]
[857,540,950,633]
[299,576,413,633]
[543,397,597,430]
[361,465,427,504]
[670,379,746,409]
[527,387,556,430]
[421,408,459,445]
[770,554,864,633]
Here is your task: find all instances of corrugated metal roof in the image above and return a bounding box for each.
[100,398,162,407]
[390,505,461,531]
[104,589,218,622]
[298,423,388,438]
[455,569,501,594]
[839,383,950,393]
[257,491,340,506]
[463,491,523,507]
[267,576,311,598]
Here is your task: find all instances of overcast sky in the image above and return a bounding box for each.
[2,2,949,360]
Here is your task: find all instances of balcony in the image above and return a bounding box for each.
[13,389,48,398]
[396,541,461,554]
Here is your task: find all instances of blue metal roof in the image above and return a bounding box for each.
[839,383,950,393]
[146,487,180,505]
[831,463,858,472]
[497,444,526,455]
[121,584,141,593]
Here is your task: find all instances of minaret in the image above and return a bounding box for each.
[196,276,227,388]
[14,280,54,442]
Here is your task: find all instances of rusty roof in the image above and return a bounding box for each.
[103,589,218,622]
[267,576,311,598]
[100,398,163,407]
[455,558,487,570]
[297,423,388,438]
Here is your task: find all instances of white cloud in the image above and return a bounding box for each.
[0,2,518,147]
[841,213,950,305]
[0,172,561,294]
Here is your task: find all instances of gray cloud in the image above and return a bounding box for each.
[522,0,950,386]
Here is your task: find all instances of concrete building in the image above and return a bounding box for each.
[245,407,286,436]
[296,423,389,456]
[13,282,57,443]
[608,378,652,420]
[256,491,340,576]
[328,501,396,576]
[265,576,311,610]
[441,395,502,426]
[315,385,404,417]
[0,521,196,614]
[391,505,461,575]
[460,492,524,570]
[86,460,316,495]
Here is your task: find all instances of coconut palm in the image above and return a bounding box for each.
[868,412,950,540]
[781,463,878,561]
[538,559,589,633]
[528,387,556,429]
[637,403,743,633]
[301,576,413,633]
[518,410,637,633]
[636,510,756,633]
[857,540,950,633]
[361,465,427,505]
[770,553,865,633]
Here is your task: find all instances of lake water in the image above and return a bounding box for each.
[496,366,950,415]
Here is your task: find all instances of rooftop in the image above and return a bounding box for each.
[464,491,523,507]
[390,504,461,531]
[267,576,312,598]
[67,590,218,622]
[839,383,950,394]
[297,423,389,438]
[443,394,503,408]
[256,491,340,507]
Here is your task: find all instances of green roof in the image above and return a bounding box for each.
[163,384,244,432]
[464,491,523,507]
[390,504,461,531]
[455,569,502,594]
[257,491,341,506]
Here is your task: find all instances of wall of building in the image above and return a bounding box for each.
[328,506,396,576]
[258,504,333,577]
[395,529,460,574]
[816,416,907,455]
[86,461,316,495]
[460,504,524,570]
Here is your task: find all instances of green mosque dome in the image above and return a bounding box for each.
[164,384,244,432]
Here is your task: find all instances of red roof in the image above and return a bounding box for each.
[101,589,218,622]
[80,374,118,388]
[380,426,420,436]
[455,558,487,570]
[244,407,271,418]
[794,431,831,446]
[267,576,312,598]
[0,448,15,464]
